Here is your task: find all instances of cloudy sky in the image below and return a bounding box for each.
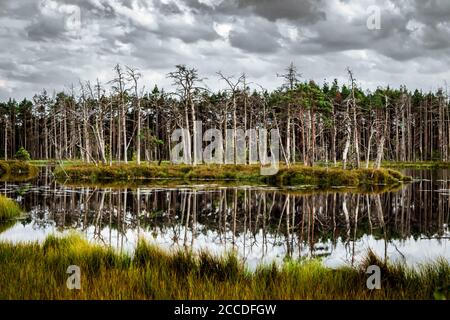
[1,0,450,100]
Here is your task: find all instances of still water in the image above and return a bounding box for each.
[0,167,449,269]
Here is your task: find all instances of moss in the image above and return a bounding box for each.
[0,162,8,176]
[54,164,410,189]
[0,161,38,180]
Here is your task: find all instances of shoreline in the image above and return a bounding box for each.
[52,163,411,188]
[0,234,447,300]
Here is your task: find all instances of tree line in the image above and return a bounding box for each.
[1,63,449,168]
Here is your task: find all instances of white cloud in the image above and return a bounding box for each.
[213,22,232,38]
[109,0,158,30]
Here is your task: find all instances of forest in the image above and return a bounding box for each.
[1,63,449,168]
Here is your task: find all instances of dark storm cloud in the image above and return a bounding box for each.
[26,15,68,41]
[154,16,220,44]
[179,0,214,14]
[180,0,326,23]
[0,0,38,17]
[288,1,450,63]
[229,30,279,53]
[1,0,450,100]
[154,0,183,15]
[0,61,19,72]
[229,18,283,53]
[407,0,450,24]
[295,9,410,55]
[235,0,326,22]
[4,67,78,85]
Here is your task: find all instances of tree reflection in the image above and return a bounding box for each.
[1,168,449,265]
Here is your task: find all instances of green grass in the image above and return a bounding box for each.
[53,163,411,188]
[382,161,450,169]
[0,195,22,221]
[313,160,450,171]
[0,234,448,299]
[24,158,450,172]
[264,166,411,187]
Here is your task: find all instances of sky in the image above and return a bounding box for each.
[1,0,450,100]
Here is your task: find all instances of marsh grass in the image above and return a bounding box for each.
[53,164,410,188]
[312,160,450,170]
[0,234,448,300]
[0,195,22,221]
[0,160,38,179]
[0,220,16,234]
[0,173,39,183]
[382,161,450,169]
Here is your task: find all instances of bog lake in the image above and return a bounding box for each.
[1,167,449,270]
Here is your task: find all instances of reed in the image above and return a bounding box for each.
[0,234,447,300]
[0,195,22,221]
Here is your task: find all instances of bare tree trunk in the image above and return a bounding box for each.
[300,108,307,166]
[292,121,296,163]
[3,118,7,160]
[44,119,49,160]
[83,105,91,163]
[136,97,141,165]
[191,95,198,165]
[331,105,337,166]
[342,103,351,169]
[109,102,113,166]
[365,126,375,168]
[375,104,388,169]
[122,98,127,164]
[342,125,351,169]
[375,134,385,168]
[347,68,360,168]
[310,107,316,166]
[286,104,291,162]
[64,106,68,159]
[127,67,142,165]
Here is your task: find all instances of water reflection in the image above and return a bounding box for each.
[0,167,449,269]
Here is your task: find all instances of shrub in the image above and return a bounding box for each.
[15,147,31,161]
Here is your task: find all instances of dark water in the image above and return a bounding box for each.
[0,167,449,269]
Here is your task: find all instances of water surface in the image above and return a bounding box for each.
[1,167,449,269]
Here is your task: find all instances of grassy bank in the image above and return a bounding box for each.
[382,161,450,169]
[0,160,38,177]
[0,234,448,299]
[0,195,22,221]
[29,160,85,167]
[54,164,411,188]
